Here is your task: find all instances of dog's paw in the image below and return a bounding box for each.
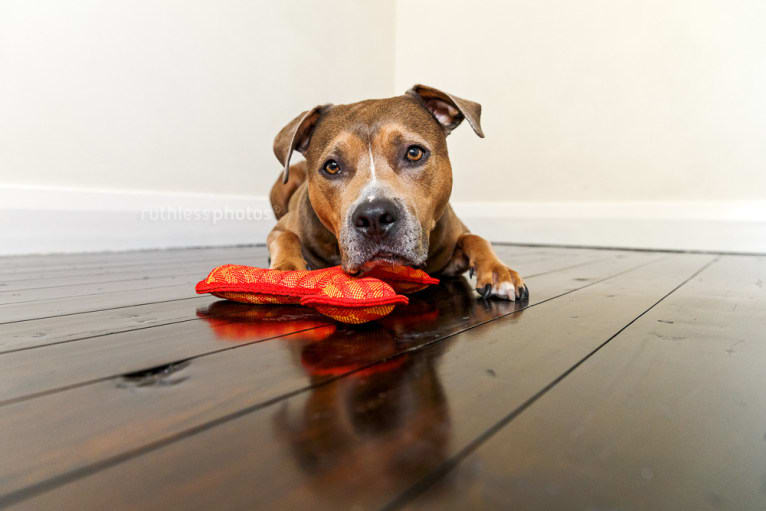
[472,262,529,301]
[269,260,307,272]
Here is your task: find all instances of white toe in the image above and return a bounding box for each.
[492,281,516,301]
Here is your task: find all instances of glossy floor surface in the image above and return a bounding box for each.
[0,245,764,510]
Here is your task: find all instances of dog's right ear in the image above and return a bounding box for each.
[273,104,332,184]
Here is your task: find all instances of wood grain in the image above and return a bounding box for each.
[0,247,566,323]
[402,256,766,510]
[0,247,603,352]
[0,252,657,500]
[5,245,756,511]
[2,253,705,509]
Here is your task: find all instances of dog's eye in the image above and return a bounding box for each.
[322,159,341,175]
[405,145,425,162]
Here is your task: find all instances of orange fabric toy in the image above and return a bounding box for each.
[195,264,438,324]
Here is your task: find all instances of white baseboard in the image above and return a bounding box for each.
[2,185,765,255]
[0,185,275,255]
[453,200,766,254]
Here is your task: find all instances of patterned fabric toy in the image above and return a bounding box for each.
[195,264,438,324]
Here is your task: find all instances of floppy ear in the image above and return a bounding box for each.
[273,104,332,183]
[406,84,484,138]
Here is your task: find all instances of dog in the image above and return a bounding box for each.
[267,84,528,301]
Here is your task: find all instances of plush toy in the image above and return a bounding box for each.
[195,264,438,324]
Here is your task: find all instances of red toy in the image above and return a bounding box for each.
[195,264,438,324]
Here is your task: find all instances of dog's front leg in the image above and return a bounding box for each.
[453,233,528,301]
[267,220,307,271]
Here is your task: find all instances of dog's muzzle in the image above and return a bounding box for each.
[340,195,426,272]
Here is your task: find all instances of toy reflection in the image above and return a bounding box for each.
[197,300,336,343]
[198,277,525,499]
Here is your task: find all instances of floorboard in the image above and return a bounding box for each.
[0,284,203,323]
[0,249,644,403]
[0,247,557,322]
[0,274,204,306]
[402,255,766,510]
[0,247,555,302]
[0,251,656,500]
[0,246,589,287]
[0,296,216,353]
[0,247,609,356]
[0,245,268,274]
[1,262,231,293]
[1,246,760,511]
[0,248,579,354]
[0,253,709,509]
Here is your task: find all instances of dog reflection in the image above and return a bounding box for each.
[197,277,525,499]
[271,277,523,498]
[272,302,454,497]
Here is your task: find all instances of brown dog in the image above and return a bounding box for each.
[267,84,528,301]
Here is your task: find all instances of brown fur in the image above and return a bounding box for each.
[266,85,527,300]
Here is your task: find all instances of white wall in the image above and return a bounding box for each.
[0,0,394,254]
[395,0,766,203]
[1,0,394,195]
[2,0,765,254]
[394,0,766,251]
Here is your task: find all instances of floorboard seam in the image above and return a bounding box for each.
[493,241,766,257]
[0,323,334,408]
[0,296,208,326]
[0,250,554,297]
[521,256,614,279]
[0,255,661,403]
[381,255,720,511]
[0,245,267,280]
[0,282,201,307]
[0,253,555,323]
[0,256,667,506]
[0,318,203,356]
[0,256,263,280]
[0,255,614,354]
[0,271,206,294]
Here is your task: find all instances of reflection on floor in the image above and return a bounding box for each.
[0,245,763,510]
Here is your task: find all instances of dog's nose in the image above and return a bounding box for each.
[352,198,400,239]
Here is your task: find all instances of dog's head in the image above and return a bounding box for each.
[273,85,483,273]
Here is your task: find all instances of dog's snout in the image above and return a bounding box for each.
[352,198,400,239]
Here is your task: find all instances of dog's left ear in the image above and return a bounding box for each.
[273,104,332,183]
[406,84,484,138]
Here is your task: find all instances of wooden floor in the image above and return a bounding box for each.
[1,245,764,510]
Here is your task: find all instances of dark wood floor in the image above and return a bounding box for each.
[0,245,764,510]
